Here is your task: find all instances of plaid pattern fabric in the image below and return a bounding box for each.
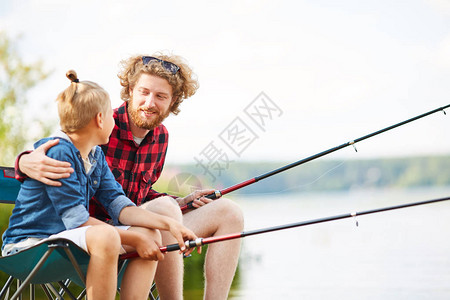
[89,102,172,221]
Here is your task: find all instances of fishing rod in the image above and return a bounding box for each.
[180,104,450,211]
[121,195,450,260]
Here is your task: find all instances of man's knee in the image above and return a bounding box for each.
[215,198,244,230]
[141,196,182,221]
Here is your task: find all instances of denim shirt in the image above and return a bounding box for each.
[2,133,135,247]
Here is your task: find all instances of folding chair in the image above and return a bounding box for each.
[0,166,89,299]
[0,166,159,300]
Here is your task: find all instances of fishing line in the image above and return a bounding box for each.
[180,104,449,211]
[121,195,450,259]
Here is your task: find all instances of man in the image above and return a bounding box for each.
[16,54,244,300]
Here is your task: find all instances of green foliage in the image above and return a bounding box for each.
[0,204,13,238]
[0,31,53,166]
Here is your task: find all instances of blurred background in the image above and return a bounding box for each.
[1,0,450,299]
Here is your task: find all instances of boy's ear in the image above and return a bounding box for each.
[96,112,104,129]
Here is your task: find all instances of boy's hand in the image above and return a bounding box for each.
[168,221,202,256]
[134,235,165,261]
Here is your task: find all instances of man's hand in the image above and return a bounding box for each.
[178,189,216,209]
[19,139,74,186]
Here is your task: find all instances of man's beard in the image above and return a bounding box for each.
[128,99,171,131]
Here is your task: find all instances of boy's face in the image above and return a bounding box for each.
[102,102,115,144]
[128,73,173,131]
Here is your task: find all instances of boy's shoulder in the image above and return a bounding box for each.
[34,136,73,149]
[34,137,77,159]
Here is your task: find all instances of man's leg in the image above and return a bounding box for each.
[183,198,244,300]
[141,197,184,300]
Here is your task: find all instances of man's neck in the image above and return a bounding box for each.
[129,121,150,138]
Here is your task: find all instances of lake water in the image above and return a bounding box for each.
[2,187,450,299]
[228,187,450,300]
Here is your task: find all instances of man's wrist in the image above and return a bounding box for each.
[176,197,185,206]
[15,150,31,181]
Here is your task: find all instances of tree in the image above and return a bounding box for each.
[0,31,53,166]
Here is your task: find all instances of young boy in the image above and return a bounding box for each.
[1,70,198,300]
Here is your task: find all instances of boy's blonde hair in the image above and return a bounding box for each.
[117,53,199,115]
[57,70,110,133]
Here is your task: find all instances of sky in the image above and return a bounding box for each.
[1,0,450,165]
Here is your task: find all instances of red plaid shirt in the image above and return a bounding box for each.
[89,102,173,221]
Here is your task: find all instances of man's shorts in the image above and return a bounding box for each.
[2,225,130,256]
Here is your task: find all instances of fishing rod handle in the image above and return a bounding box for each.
[180,191,221,211]
[167,238,203,251]
[119,238,204,260]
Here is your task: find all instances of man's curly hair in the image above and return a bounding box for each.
[117,53,199,115]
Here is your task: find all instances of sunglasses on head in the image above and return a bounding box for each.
[142,56,180,75]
